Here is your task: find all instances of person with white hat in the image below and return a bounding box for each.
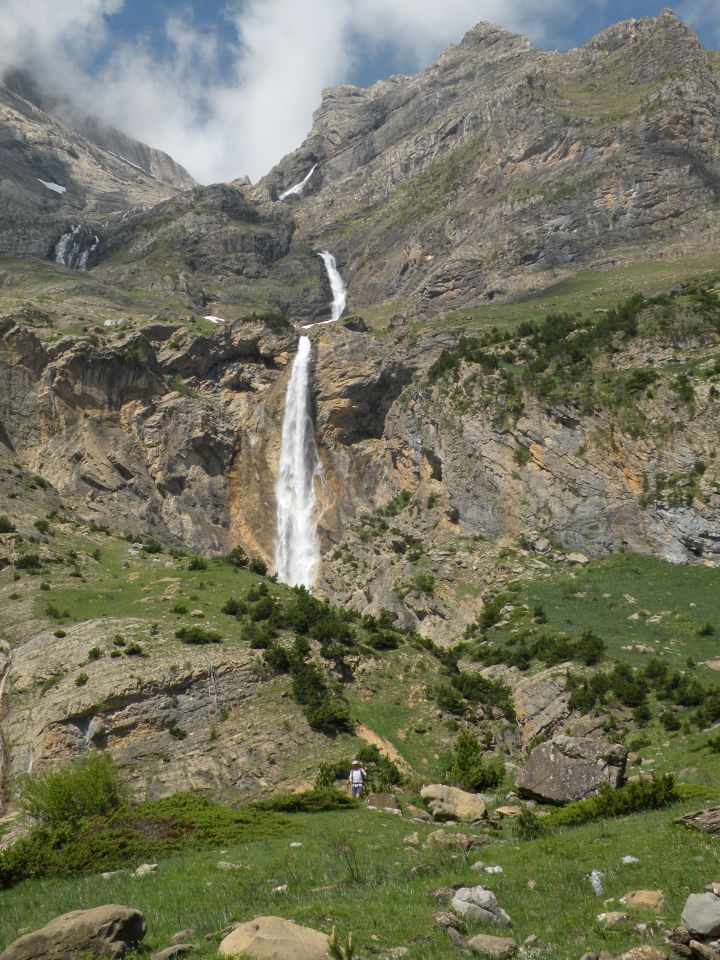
[347,759,367,798]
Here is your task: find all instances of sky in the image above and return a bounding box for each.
[0,0,718,185]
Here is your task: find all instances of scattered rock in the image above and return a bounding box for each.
[406,804,432,822]
[383,949,409,959]
[494,806,522,818]
[427,829,492,851]
[516,735,627,804]
[169,930,195,945]
[218,916,329,960]
[432,912,461,928]
[216,861,242,871]
[429,885,461,902]
[676,808,720,835]
[682,893,720,938]
[621,890,666,912]
[151,946,195,960]
[447,927,472,953]
[420,784,487,822]
[451,886,511,927]
[0,905,146,960]
[616,947,669,960]
[688,941,720,960]
[567,553,590,565]
[134,863,157,877]
[366,793,401,813]
[466,934,516,957]
[597,911,630,929]
[189,609,204,618]
[404,832,420,845]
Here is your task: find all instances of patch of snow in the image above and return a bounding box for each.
[204,315,225,324]
[38,179,66,194]
[103,318,125,327]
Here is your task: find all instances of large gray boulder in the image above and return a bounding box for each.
[420,784,487,822]
[218,916,329,959]
[451,886,511,926]
[681,892,720,937]
[0,905,146,960]
[516,735,627,804]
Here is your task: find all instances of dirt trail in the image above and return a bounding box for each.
[355,723,411,772]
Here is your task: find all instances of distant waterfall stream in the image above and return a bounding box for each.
[275,336,324,588]
[55,225,99,270]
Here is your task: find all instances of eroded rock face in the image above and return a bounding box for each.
[516,735,627,803]
[0,904,146,960]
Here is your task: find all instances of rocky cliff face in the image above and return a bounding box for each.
[0,77,195,259]
[258,12,720,320]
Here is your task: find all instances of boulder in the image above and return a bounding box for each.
[218,916,329,960]
[366,793,401,812]
[512,668,571,745]
[620,890,666,912]
[597,912,629,929]
[420,784,487,821]
[516,735,627,804]
[675,807,720,835]
[0,905,146,960]
[451,887,511,926]
[466,934,516,958]
[682,893,720,938]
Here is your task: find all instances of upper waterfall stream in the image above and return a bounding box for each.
[274,335,323,589]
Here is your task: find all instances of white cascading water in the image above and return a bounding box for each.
[304,251,347,328]
[278,164,317,201]
[275,336,323,589]
[55,225,99,270]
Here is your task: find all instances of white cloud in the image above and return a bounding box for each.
[0,0,600,184]
[676,0,720,45]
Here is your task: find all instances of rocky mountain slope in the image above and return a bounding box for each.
[259,11,720,322]
[0,75,195,260]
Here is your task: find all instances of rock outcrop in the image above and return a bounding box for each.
[516,735,627,803]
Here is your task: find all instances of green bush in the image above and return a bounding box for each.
[252,788,356,813]
[187,557,207,571]
[0,516,16,533]
[16,753,128,826]
[175,626,222,645]
[547,774,678,827]
[248,557,268,575]
[225,546,249,568]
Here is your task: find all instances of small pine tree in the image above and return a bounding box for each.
[448,729,503,791]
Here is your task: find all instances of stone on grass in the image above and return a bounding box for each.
[0,905,146,960]
[366,793,401,812]
[597,911,629,929]
[151,946,195,960]
[170,930,195,945]
[688,940,720,960]
[466,933,516,958]
[616,946,668,960]
[421,784,487,822]
[682,893,720,938]
[675,808,720,836]
[432,911,461,928]
[621,890,666,912]
[427,829,492,851]
[134,863,157,877]
[516,735,627,804]
[452,886,511,926]
[218,915,329,960]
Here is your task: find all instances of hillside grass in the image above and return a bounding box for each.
[1,799,718,960]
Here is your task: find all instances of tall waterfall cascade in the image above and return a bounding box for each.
[278,164,317,200]
[275,336,324,589]
[55,224,99,270]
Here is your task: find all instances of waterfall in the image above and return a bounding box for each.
[303,251,347,329]
[275,336,323,588]
[278,164,317,201]
[55,224,99,270]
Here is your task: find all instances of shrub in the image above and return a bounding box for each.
[16,554,41,570]
[221,597,248,616]
[548,774,678,827]
[175,626,222,645]
[252,789,356,813]
[447,730,504,791]
[34,519,50,534]
[248,557,268,576]
[225,546,249,568]
[513,806,546,840]
[143,540,163,554]
[124,643,145,657]
[88,647,102,661]
[16,753,128,825]
[74,673,89,686]
[187,557,207,571]
[0,516,16,533]
[168,726,188,740]
[171,602,188,615]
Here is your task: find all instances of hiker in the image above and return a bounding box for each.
[347,759,367,798]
